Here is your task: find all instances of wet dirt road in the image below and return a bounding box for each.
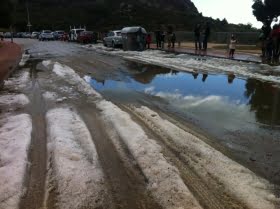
[1,39,279,209]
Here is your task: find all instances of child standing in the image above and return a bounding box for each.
[146,33,152,49]
[229,34,237,59]
[171,32,176,48]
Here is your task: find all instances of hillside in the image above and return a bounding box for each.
[13,0,258,32]
[14,0,198,31]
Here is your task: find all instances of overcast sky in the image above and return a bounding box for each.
[192,0,262,28]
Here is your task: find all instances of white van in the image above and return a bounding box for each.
[69,28,86,41]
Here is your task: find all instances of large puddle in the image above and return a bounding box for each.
[87,61,280,126]
[86,61,280,186]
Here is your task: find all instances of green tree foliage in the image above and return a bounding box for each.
[0,0,14,28]
[252,0,280,25]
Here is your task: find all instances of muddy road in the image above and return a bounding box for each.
[0,39,279,209]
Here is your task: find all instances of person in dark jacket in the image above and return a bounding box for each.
[194,24,201,50]
[266,37,273,63]
[171,33,176,48]
[161,31,165,49]
[270,24,280,63]
[155,31,161,48]
[203,22,211,50]
[202,73,208,82]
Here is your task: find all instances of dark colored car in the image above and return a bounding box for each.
[53,31,64,40]
[16,32,24,38]
[61,32,69,41]
[77,31,97,44]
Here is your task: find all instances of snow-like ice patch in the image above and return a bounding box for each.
[51,62,101,98]
[83,75,91,83]
[19,54,30,67]
[4,71,30,90]
[130,105,279,209]
[97,100,202,209]
[47,61,200,208]
[42,60,52,68]
[85,44,280,84]
[42,91,58,101]
[56,97,67,103]
[46,108,107,208]
[0,94,29,107]
[0,114,32,209]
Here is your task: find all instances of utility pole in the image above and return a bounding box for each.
[10,25,13,43]
[26,1,32,33]
[9,0,16,43]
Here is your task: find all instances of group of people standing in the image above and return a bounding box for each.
[260,24,280,64]
[153,28,176,49]
[194,22,211,50]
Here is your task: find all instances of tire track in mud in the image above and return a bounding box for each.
[79,105,162,209]
[20,63,48,209]
[120,104,247,209]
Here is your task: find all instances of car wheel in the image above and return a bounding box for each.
[112,41,115,48]
[103,41,107,47]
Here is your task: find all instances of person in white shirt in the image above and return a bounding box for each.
[229,34,237,58]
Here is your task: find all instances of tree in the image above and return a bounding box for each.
[0,0,14,28]
[252,0,280,26]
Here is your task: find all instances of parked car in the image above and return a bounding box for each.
[16,32,24,38]
[23,32,31,38]
[53,31,64,40]
[31,32,39,39]
[103,30,122,48]
[69,28,86,41]
[39,30,54,41]
[77,31,97,44]
[61,32,69,41]
[4,32,12,38]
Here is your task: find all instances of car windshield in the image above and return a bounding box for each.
[76,30,84,34]
[44,31,52,34]
[57,31,64,34]
[116,32,121,36]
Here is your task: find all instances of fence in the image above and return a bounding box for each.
[174,31,260,45]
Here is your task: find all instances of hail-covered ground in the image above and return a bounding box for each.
[84,44,280,84]
[0,39,279,209]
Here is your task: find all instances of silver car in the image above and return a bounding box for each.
[103,30,123,48]
[39,30,54,41]
[31,32,39,39]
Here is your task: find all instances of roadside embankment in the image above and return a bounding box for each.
[0,41,22,86]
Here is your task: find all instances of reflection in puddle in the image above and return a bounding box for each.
[86,61,280,185]
[87,62,280,127]
[245,79,280,126]
[87,62,280,125]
